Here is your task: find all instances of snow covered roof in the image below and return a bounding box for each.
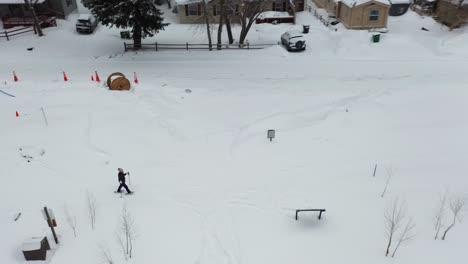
[258,11,292,19]
[389,0,411,4]
[175,0,211,5]
[78,14,93,20]
[341,0,390,7]
[0,0,46,4]
[22,237,46,251]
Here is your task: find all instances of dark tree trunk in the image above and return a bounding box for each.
[217,0,225,50]
[133,24,142,49]
[201,0,212,50]
[225,16,233,44]
[385,234,393,257]
[24,0,43,36]
[239,18,256,45]
[167,0,171,9]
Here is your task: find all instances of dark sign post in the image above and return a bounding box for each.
[267,130,275,142]
[43,207,58,244]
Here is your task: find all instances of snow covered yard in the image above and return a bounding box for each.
[1,7,468,264]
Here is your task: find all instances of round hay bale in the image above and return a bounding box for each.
[110,77,131,91]
[106,72,126,88]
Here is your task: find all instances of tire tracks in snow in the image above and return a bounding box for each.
[228,86,388,156]
[85,113,111,157]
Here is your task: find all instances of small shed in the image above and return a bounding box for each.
[22,237,50,261]
[389,0,411,16]
[337,0,390,29]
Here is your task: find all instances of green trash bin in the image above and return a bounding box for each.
[372,33,381,43]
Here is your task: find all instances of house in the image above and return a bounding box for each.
[389,0,410,16]
[313,0,389,29]
[175,0,305,24]
[337,0,390,29]
[436,0,468,29]
[0,0,77,21]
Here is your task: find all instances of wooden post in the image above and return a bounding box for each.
[124,42,127,52]
[186,42,189,50]
[44,207,59,244]
[155,42,158,51]
[5,31,9,41]
[41,107,48,127]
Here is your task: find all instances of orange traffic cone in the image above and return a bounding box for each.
[13,71,18,82]
[63,71,68,82]
[134,72,139,84]
[95,71,101,82]
[16,111,19,117]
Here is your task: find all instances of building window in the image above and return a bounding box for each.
[185,4,200,16]
[369,10,379,21]
[273,0,286,11]
[296,0,305,10]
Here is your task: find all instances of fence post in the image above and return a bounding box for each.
[5,31,9,41]
[124,42,127,52]
[155,42,158,51]
[186,42,189,51]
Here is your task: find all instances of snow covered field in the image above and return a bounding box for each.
[1,6,468,264]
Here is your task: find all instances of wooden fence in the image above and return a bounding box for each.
[0,26,37,41]
[124,42,279,52]
[0,17,57,41]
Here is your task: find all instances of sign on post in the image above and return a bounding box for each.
[43,207,58,244]
[267,129,275,142]
[41,208,56,227]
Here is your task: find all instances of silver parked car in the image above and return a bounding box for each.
[281,31,306,52]
[76,14,98,34]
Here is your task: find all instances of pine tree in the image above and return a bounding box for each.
[82,0,169,49]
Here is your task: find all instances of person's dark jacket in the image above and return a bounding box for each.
[118,172,127,183]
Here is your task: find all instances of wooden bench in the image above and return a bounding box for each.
[295,209,326,220]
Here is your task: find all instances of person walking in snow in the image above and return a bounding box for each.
[116,168,132,194]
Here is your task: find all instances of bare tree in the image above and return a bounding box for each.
[117,205,137,259]
[433,190,448,240]
[238,0,267,45]
[201,0,213,50]
[86,190,97,230]
[64,205,78,237]
[98,244,114,264]
[441,195,466,240]
[384,198,405,257]
[381,167,393,198]
[24,0,43,36]
[116,232,128,261]
[391,217,415,257]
